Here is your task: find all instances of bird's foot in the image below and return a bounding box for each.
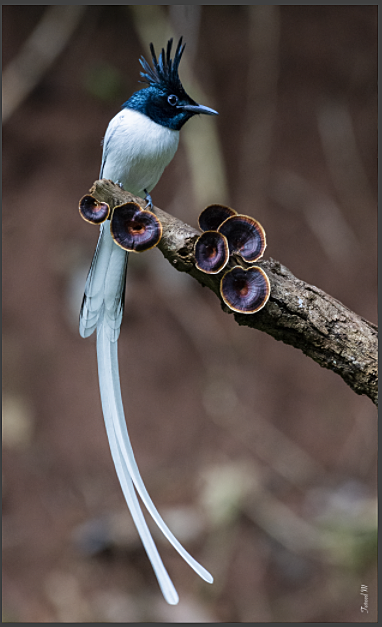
[115,181,124,189]
[144,189,153,210]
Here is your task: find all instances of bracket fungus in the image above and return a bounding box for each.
[79,194,110,224]
[220,265,270,314]
[218,215,266,263]
[195,230,229,274]
[198,204,237,232]
[110,202,162,252]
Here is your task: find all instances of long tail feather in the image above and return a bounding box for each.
[96,314,214,592]
[82,219,213,603]
[97,316,179,604]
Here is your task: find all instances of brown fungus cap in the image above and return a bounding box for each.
[198,204,237,232]
[79,195,110,224]
[110,202,162,252]
[195,231,229,274]
[218,215,266,263]
[220,265,270,314]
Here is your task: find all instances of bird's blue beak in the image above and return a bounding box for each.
[179,103,218,116]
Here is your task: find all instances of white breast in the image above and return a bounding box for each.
[101,109,180,197]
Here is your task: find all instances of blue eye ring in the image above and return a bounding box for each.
[167,94,178,106]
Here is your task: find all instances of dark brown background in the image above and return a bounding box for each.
[3,6,377,622]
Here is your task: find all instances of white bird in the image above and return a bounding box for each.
[80,37,217,604]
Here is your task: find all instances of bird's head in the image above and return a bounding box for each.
[124,38,218,131]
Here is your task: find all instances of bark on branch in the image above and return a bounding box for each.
[89,179,378,407]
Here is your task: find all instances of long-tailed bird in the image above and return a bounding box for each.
[79,37,217,605]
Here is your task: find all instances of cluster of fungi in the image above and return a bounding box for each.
[195,204,270,314]
[79,196,270,314]
[79,195,162,252]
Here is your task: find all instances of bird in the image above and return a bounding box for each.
[79,37,218,605]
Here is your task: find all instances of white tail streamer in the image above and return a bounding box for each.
[96,314,213,603]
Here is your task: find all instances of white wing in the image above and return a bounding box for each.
[80,224,128,341]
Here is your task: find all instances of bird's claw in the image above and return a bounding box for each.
[144,189,153,210]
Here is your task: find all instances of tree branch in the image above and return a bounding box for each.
[89,179,378,407]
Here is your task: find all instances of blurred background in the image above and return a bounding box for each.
[2,5,377,622]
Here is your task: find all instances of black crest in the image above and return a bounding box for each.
[139,37,186,92]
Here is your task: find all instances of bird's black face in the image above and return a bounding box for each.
[125,85,217,131]
[144,85,197,130]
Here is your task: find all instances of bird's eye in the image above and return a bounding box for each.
[167,94,178,106]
